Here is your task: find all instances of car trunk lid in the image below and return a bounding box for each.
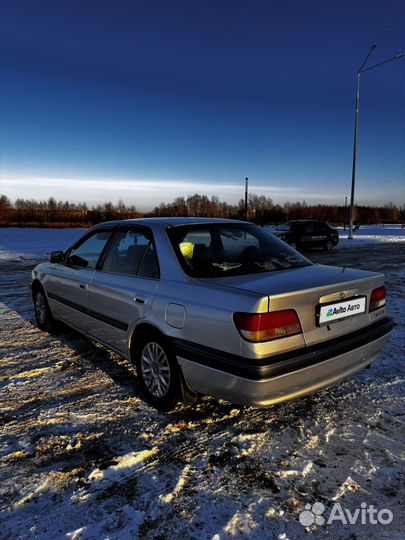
[200,264,385,346]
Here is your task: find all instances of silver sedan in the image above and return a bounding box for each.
[31,218,393,411]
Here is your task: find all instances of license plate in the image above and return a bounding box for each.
[318,296,366,325]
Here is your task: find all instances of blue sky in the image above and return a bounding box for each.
[1,0,404,210]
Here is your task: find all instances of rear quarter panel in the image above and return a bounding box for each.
[139,277,307,359]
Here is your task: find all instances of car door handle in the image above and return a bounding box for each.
[134,295,147,304]
[79,283,87,289]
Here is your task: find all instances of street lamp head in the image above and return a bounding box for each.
[358,44,378,73]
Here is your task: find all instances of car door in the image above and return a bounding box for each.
[87,226,160,354]
[312,222,329,247]
[301,222,319,248]
[45,229,114,334]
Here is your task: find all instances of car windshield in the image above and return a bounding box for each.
[277,223,292,231]
[167,223,311,278]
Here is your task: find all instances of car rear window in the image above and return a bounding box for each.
[167,223,311,278]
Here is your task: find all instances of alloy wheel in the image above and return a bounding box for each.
[35,292,47,325]
[140,342,171,398]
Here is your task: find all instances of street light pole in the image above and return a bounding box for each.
[348,71,361,239]
[344,195,348,229]
[244,177,248,220]
[348,45,404,239]
[348,44,376,239]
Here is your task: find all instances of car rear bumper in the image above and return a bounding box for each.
[176,317,393,406]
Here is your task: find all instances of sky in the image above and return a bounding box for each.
[0,0,404,210]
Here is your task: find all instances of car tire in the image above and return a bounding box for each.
[324,240,333,251]
[133,332,181,412]
[33,288,54,331]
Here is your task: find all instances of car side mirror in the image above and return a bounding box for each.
[49,251,64,263]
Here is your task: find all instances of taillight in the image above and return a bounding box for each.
[369,286,386,312]
[233,310,302,343]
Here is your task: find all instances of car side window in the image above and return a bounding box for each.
[102,229,160,278]
[315,223,329,232]
[137,242,160,279]
[67,231,112,268]
[304,223,315,234]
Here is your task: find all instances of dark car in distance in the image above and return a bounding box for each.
[273,220,339,251]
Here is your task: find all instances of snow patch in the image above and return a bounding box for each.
[66,505,144,540]
[88,448,159,483]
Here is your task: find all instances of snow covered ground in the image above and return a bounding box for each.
[0,224,403,262]
[0,228,85,261]
[0,228,404,540]
[337,224,405,247]
[264,223,405,247]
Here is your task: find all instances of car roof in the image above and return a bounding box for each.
[96,217,248,228]
[287,219,322,224]
[286,219,327,225]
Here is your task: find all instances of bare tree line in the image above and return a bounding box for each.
[0,195,139,226]
[150,194,404,224]
[0,193,404,227]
